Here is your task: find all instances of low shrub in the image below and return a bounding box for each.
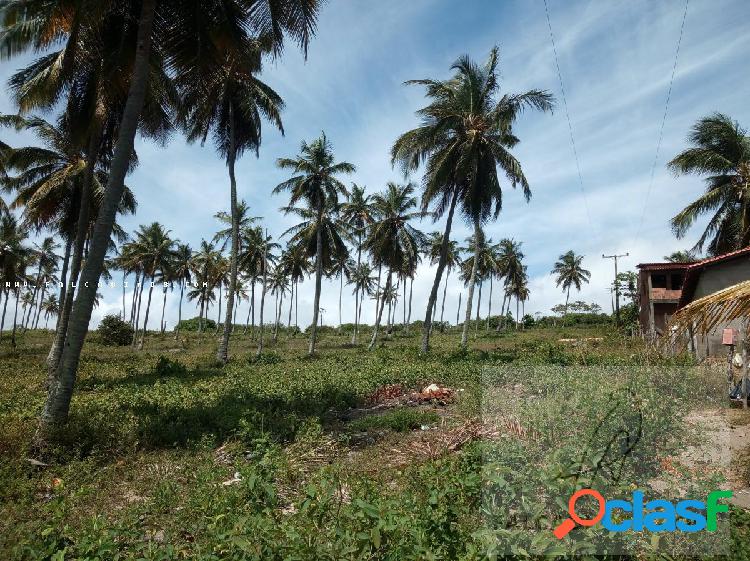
[97,314,134,346]
[175,317,216,332]
[348,408,440,433]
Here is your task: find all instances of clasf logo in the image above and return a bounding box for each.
[553,488,732,539]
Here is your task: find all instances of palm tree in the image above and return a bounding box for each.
[23,237,59,331]
[172,243,193,338]
[664,250,698,263]
[0,213,32,345]
[278,241,310,330]
[340,183,374,343]
[41,294,59,329]
[329,253,355,330]
[4,0,321,433]
[391,46,553,351]
[668,114,750,255]
[129,223,177,349]
[179,25,284,364]
[349,262,376,338]
[425,232,461,332]
[274,132,355,355]
[459,232,497,335]
[495,238,524,330]
[552,250,591,317]
[254,230,279,356]
[269,266,289,342]
[189,240,222,333]
[364,182,423,350]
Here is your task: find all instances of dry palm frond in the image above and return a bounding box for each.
[670,280,750,336]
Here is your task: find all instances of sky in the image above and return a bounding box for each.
[1,0,749,330]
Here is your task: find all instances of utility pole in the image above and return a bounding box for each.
[602,252,629,325]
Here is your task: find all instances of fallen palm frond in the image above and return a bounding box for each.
[669,280,750,337]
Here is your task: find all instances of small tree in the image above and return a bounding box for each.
[98,314,134,346]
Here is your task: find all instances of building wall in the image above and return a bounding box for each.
[692,258,750,358]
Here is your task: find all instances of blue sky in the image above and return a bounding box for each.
[2,0,749,329]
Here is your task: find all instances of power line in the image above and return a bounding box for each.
[542,0,594,229]
[632,0,690,247]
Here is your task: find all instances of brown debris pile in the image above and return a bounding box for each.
[364,383,456,408]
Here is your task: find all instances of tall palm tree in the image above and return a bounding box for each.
[392,46,553,351]
[3,0,321,433]
[179,25,284,364]
[171,243,193,338]
[129,223,177,349]
[349,262,376,338]
[494,238,524,330]
[459,232,497,335]
[278,241,310,330]
[668,114,750,255]
[254,229,279,356]
[0,213,32,344]
[189,239,222,333]
[364,182,423,350]
[664,250,698,263]
[340,183,374,343]
[552,250,591,317]
[41,294,59,329]
[23,237,59,331]
[274,132,355,355]
[329,253,355,330]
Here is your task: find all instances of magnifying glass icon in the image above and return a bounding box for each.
[553,489,606,539]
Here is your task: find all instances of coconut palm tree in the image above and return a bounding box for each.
[278,240,310,329]
[668,114,750,255]
[0,213,32,344]
[171,243,193,338]
[3,0,321,433]
[329,253,355,330]
[392,46,553,351]
[364,182,424,350]
[664,250,698,263]
[349,262,376,338]
[129,223,177,349]
[254,229,279,356]
[425,232,461,332]
[495,239,524,330]
[41,294,59,329]
[179,25,284,364]
[189,239,222,333]
[340,183,374,342]
[274,132,355,355]
[552,250,591,317]
[23,237,59,331]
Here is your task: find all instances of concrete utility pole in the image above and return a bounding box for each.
[602,252,629,325]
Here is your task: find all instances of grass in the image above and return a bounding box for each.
[0,324,746,559]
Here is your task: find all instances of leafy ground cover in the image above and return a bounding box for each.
[0,325,748,559]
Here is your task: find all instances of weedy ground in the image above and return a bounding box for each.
[0,325,748,559]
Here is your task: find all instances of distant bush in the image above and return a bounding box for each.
[175,316,216,332]
[97,314,134,346]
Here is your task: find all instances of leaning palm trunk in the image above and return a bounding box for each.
[55,238,72,330]
[132,280,146,346]
[351,240,362,344]
[138,274,156,350]
[47,134,97,375]
[0,288,8,338]
[33,285,47,329]
[407,277,413,334]
[121,271,127,320]
[244,281,254,335]
[461,217,482,349]
[421,190,459,352]
[39,0,157,432]
[217,112,239,363]
[368,270,391,350]
[474,281,482,336]
[308,208,324,356]
[287,282,293,328]
[130,271,140,326]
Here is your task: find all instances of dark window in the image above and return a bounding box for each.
[651,274,667,288]
[671,273,683,290]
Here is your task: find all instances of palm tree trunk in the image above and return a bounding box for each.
[175,282,184,339]
[160,285,167,334]
[0,288,8,339]
[486,275,493,331]
[138,274,156,350]
[461,217,482,349]
[272,291,279,341]
[338,271,343,330]
[217,111,239,364]
[295,279,298,328]
[132,279,146,345]
[368,270,391,350]
[198,294,205,334]
[456,292,461,325]
[215,284,222,334]
[33,285,46,329]
[351,236,362,344]
[439,269,449,332]
[11,291,20,350]
[38,0,157,433]
[46,133,98,375]
[564,285,571,319]
[287,281,293,328]
[474,281,482,336]
[407,277,413,334]
[308,208,324,356]
[497,291,507,331]
[245,281,254,335]
[516,297,520,330]
[256,239,268,357]
[421,189,459,352]
[55,238,72,330]
[130,271,140,326]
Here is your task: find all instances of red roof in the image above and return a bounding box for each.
[678,246,750,307]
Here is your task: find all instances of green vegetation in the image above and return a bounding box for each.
[97,314,134,346]
[1,325,746,558]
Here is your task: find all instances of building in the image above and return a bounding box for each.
[637,262,691,336]
[637,246,750,356]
